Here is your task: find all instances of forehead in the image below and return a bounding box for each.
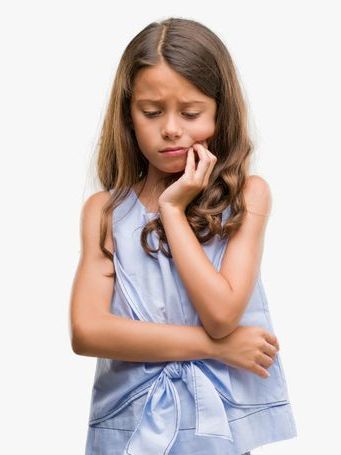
[131,63,210,104]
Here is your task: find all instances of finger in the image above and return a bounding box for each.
[199,140,214,159]
[264,332,280,351]
[184,147,195,178]
[192,143,212,183]
[204,153,217,186]
[252,362,271,379]
[257,352,274,368]
[262,342,279,359]
[197,144,217,186]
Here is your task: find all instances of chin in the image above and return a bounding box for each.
[159,163,186,174]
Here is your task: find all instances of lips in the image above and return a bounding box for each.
[159,147,188,157]
[160,147,187,152]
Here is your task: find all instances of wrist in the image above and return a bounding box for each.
[199,327,223,361]
[159,202,185,215]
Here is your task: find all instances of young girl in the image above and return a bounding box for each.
[70,17,297,455]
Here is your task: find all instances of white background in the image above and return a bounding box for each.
[1,1,340,453]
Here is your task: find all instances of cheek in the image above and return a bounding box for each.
[189,117,215,141]
[133,120,155,146]
[136,118,156,135]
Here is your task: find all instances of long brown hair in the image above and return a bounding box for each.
[96,17,253,279]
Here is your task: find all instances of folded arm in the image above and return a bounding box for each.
[159,175,272,339]
[69,191,218,361]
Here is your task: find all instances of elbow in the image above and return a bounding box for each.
[71,339,84,356]
[71,314,108,356]
[71,323,88,355]
[207,314,240,340]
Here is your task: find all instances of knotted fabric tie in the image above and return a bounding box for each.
[124,361,233,454]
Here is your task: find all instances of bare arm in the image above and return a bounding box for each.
[159,175,272,340]
[69,189,280,378]
[69,190,216,361]
[72,313,217,362]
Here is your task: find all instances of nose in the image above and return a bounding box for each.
[161,113,182,140]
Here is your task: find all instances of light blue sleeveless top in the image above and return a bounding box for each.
[85,188,297,455]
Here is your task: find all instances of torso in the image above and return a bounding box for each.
[132,181,162,213]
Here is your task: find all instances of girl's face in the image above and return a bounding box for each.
[130,61,217,178]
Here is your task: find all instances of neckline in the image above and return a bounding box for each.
[130,188,158,215]
[130,187,231,219]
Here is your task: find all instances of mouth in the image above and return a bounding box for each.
[159,147,188,157]
[160,146,188,152]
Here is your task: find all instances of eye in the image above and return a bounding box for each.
[183,112,200,119]
[143,111,161,117]
[142,111,201,119]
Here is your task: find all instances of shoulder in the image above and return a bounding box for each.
[82,190,112,213]
[81,190,113,225]
[80,190,113,257]
[242,175,272,217]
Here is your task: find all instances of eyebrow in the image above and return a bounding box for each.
[135,99,206,105]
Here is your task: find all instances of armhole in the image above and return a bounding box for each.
[108,189,116,253]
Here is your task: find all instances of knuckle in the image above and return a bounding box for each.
[192,179,203,189]
[195,181,204,190]
[250,360,258,370]
[257,340,265,350]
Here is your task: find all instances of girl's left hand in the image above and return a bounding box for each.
[158,140,217,212]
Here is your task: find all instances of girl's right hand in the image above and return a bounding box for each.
[212,325,280,379]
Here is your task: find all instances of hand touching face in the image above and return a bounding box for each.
[158,141,218,212]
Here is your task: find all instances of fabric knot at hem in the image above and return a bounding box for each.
[123,360,233,455]
[163,360,188,380]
